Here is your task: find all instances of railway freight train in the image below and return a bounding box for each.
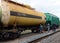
[0,0,59,39]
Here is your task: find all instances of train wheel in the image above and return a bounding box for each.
[3,32,9,39]
[12,32,20,39]
[9,33,14,39]
[13,33,18,38]
[0,34,3,40]
[17,31,21,38]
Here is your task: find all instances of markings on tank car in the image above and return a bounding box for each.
[10,11,42,19]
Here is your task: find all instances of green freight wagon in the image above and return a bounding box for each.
[45,13,59,28]
[59,20,60,26]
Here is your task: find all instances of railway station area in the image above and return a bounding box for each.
[0,0,60,43]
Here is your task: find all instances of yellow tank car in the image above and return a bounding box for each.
[0,0,46,39]
[1,0,46,26]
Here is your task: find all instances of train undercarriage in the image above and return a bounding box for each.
[0,23,58,40]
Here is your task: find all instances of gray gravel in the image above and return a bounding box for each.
[38,32,60,43]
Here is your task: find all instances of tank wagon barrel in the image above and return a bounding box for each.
[1,0,46,26]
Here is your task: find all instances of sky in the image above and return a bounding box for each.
[11,0,60,18]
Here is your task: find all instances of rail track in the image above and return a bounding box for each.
[29,29,60,43]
